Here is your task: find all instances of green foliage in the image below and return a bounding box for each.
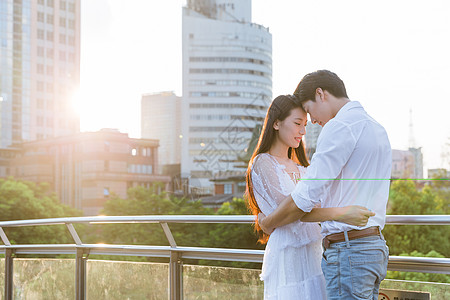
[202,198,262,269]
[0,178,82,245]
[383,180,449,257]
[97,184,215,247]
[387,250,450,283]
[97,188,262,267]
[208,198,261,250]
[383,179,449,284]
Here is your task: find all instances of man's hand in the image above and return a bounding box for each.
[335,205,376,226]
[258,212,274,235]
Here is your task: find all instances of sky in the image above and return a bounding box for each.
[78,0,450,173]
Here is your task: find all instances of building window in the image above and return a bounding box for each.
[37,47,44,56]
[104,160,109,171]
[37,12,44,22]
[46,14,54,24]
[60,1,66,10]
[46,65,53,75]
[37,98,44,109]
[47,99,53,110]
[37,64,44,74]
[224,184,232,194]
[131,148,137,156]
[104,187,110,198]
[47,31,54,41]
[37,81,44,91]
[37,29,45,39]
[46,83,53,93]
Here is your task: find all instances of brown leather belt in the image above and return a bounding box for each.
[322,226,380,249]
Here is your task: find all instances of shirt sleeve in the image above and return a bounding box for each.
[251,154,290,215]
[291,120,357,212]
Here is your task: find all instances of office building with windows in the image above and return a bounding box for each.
[181,0,272,194]
[6,129,170,215]
[0,0,80,148]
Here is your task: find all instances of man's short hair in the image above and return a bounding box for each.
[293,70,348,103]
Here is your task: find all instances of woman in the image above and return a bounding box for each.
[245,95,371,299]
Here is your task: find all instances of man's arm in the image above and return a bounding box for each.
[301,205,375,225]
[259,194,305,234]
[259,202,376,233]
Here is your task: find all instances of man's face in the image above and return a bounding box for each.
[302,94,332,127]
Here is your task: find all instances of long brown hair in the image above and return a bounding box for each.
[245,95,310,244]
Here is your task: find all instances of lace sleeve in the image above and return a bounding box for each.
[251,154,291,216]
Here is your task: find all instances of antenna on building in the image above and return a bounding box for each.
[408,108,416,148]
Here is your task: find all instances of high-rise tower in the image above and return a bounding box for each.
[181,0,272,194]
[141,91,182,168]
[0,0,80,147]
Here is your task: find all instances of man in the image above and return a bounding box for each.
[259,70,391,299]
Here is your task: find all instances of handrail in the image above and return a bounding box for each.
[0,215,255,227]
[0,214,448,227]
[0,214,449,300]
[0,214,448,271]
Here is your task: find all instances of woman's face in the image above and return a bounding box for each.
[274,107,307,149]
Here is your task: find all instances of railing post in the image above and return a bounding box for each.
[4,248,14,300]
[169,251,183,300]
[76,248,89,300]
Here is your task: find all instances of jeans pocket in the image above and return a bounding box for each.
[349,252,384,299]
[322,249,339,296]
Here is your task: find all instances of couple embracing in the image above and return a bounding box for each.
[246,70,391,299]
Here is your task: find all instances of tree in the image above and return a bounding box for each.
[97,184,215,247]
[97,187,262,266]
[383,180,449,257]
[0,178,82,245]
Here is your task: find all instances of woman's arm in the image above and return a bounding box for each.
[300,205,375,226]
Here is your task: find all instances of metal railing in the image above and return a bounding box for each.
[0,215,449,300]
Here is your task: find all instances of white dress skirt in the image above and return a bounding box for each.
[260,223,327,300]
[251,153,327,299]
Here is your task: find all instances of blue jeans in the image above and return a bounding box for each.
[321,234,389,300]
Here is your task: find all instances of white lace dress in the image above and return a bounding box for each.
[251,153,327,300]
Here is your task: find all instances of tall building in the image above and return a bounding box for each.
[141,91,182,169]
[7,129,170,215]
[181,0,272,194]
[409,147,423,179]
[0,0,80,148]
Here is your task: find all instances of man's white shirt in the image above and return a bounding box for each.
[292,101,392,236]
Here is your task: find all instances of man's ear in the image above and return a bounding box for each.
[273,120,280,130]
[316,88,325,102]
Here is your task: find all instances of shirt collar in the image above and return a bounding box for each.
[334,101,362,119]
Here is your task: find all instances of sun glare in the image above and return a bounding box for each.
[71,89,83,116]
